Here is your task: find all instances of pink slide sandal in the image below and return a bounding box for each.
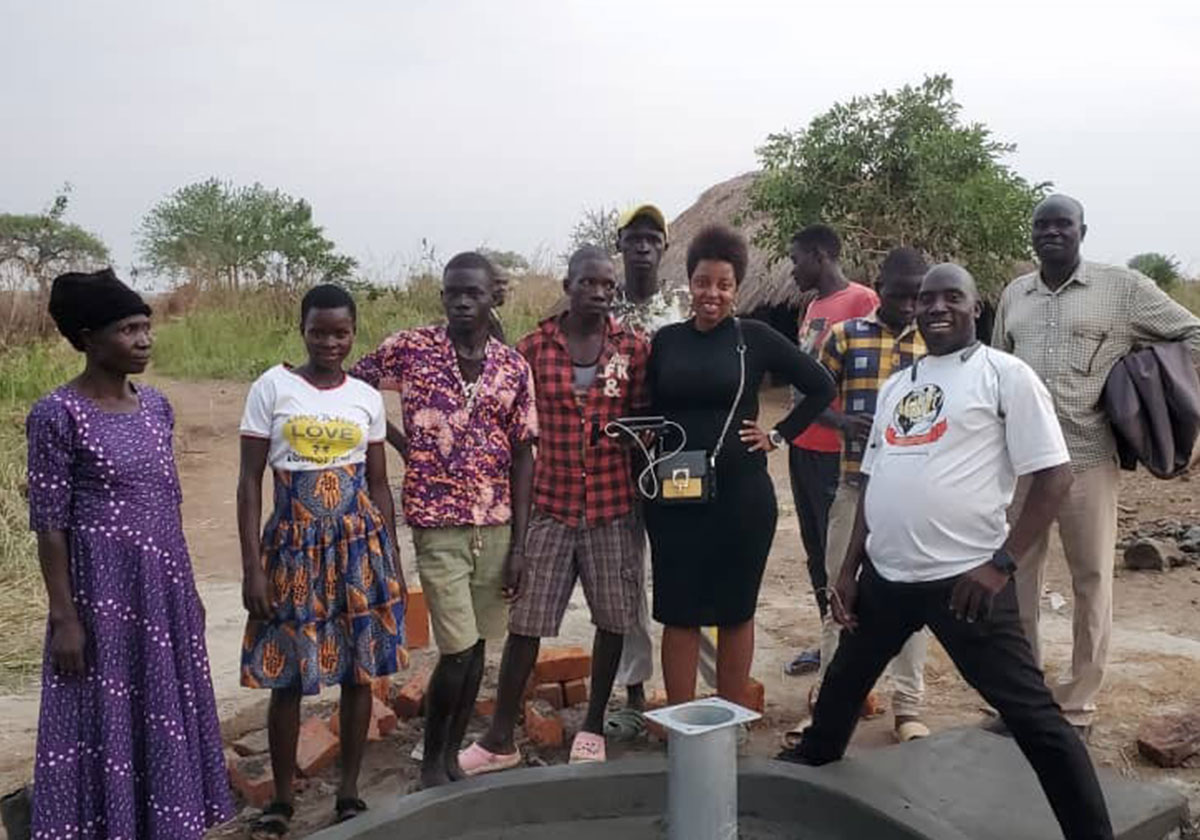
[568,731,607,764]
[458,742,522,777]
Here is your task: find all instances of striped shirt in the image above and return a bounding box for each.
[820,311,925,479]
[993,261,1200,471]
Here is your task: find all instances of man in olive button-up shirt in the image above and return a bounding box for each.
[993,194,1200,729]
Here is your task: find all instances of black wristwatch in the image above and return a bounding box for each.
[989,547,1017,577]
[768,428,786,450]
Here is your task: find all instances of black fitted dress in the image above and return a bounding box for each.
[645,317,835,626]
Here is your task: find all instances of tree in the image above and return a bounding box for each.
[1128,253,1181,290]
[0,186,111,341]
[0,186,110,296]
[750,75,1048,296]
[138,179,355,290]
[477,247,529,274]
[563,206,619,260]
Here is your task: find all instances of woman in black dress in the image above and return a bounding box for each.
[645,225,835,706]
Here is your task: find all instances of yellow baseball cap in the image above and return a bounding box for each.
[617,203,668,241]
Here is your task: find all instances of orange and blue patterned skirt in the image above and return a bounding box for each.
[241,464,405,695]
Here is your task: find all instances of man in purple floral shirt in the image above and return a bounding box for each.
[351,251,537,788]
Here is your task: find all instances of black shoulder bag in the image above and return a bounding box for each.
[653,318,747,505]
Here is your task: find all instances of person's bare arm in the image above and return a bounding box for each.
[38,530,85,675]
[502,442,535,601]
[237,437,272,620]
[830,477,870,631]
[385,421,409,459]
[949,463,1072,621]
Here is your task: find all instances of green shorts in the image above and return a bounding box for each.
[412,524,511,656]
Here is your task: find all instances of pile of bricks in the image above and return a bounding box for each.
[227,587,436,806]
[520,646,592,748]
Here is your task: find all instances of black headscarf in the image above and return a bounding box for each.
[48,268,152,350]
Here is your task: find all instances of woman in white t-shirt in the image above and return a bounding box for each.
[237,285,406,835]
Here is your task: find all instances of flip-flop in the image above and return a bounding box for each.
[604,707,646,742]
[569,731,607,764]
[785,648,821,676]
[334,797,368,824]
[781,716,811,750]
[895,719,931,742]
[250,801,294,839]
[458,742,521,777]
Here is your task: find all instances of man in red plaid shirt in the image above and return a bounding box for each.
[461,246,650,773]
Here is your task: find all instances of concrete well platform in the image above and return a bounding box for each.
[312,728,1188,840]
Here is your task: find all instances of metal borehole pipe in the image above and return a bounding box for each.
[645,697,761,840]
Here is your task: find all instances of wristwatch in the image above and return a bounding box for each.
[767,428,786,450]
[989,547,1017,577]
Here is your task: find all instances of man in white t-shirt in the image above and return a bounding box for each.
[779,264,1113,840]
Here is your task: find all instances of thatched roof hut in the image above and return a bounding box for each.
[660,172,802,315]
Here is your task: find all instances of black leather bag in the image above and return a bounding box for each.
[652,319,746,506]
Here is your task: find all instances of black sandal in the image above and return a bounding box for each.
[335,797,368,823]
[250,801,294,838]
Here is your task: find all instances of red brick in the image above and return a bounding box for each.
[394,666,432,719]
[743,678,765,713]
[475,696,496,717]
[227,751,275,807]
[405,587,431,649]
[1138,709,1200,768]
[524,699,564,748]
[533,682,565,709]
[562,678,588,707]
[296,716,340,777]
[532,646,591,685]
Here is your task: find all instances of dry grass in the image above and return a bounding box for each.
[0,341,76,689]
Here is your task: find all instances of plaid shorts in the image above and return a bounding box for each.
[508,510,643,637]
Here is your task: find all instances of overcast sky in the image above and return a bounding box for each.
[3,0,1199,284]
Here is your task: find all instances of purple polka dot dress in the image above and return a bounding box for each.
[24,385,234,839]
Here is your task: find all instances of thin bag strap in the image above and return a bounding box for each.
[712,318,748,459]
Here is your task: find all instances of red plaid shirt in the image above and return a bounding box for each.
[517,316,650,526]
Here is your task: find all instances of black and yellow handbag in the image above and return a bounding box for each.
[652,319,747,505]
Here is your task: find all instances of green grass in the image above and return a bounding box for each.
[0,340,78,689]
[151,276,560,381]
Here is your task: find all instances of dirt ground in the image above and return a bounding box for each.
[0,378,1197,838]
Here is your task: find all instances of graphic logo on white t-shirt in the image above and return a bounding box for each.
[282,414,363,465]
[885,384,948,447]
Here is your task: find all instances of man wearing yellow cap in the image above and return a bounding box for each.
[608,204,689,735]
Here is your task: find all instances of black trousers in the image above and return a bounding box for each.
[799,563,1113,840]
[787,447,840,619]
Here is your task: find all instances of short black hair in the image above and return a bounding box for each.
[301,283,356,326]
[567,245,612,281]
[790,224,842,261]
[444,251,499,288]
[879,247,929,282]
[686,225,749,285]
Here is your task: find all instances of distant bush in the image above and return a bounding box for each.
[1128,252,1182,290]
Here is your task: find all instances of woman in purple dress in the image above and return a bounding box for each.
[25,269,233,839]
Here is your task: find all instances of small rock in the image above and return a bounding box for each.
[1124,539,1180,571]
[1137,708,1200,768]
[1047,591,1068,611]
[1180,526,1200,544]
[231,728,270,757]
